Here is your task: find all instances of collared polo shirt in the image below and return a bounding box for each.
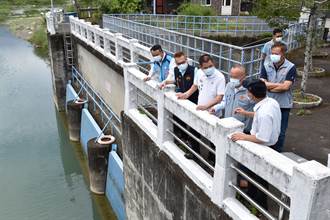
[194,69,226,106]
[251,97,281,146]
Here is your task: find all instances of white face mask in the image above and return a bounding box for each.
[275,37,282,42]
[230,78,241,87]
[270,54,281,63]
[203,67,215,77]
[152,55,162,62]
[178,63,188,74]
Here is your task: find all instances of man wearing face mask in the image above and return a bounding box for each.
[231,80,281,210]
[176,54,225,112]
[260,42,296,153]
[143,44,176,82]
[261,28,284,61]
[209,64,254,133]
[159,52,199,104]
[160,52,201,159]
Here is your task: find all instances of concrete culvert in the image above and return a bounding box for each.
[87,135,115,195]
[66,98,87,141]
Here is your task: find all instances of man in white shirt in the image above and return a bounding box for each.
[231,80,281,148]
[231,80,281,211]
[176,54,225,111]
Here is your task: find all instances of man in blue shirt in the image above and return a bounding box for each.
[261,28,284,61]
[260,42,297,152]
[143,45,175,82]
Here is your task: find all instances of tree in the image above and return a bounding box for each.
[98,0,141,14]
[254,0,330,97]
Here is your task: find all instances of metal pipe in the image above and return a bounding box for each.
[137,105,158,123]
[229,182,277,220]
[168,117,215,155]
[166,129,215,172]
[231,164,290,212]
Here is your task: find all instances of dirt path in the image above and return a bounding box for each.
[285,45,330,165]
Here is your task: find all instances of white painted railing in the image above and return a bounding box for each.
[69,16,330,220]
[45,9,64,35]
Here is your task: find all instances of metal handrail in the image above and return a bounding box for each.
[229,182,277,220]
[71,66,122,135]
[168,117,215,155]
[167,129,215,172]
[231,164,290,212]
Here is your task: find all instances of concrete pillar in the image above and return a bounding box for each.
[115,33,123,62]
[88,135,115,194]
[103,29,111,55]
[211,117,244,206]
[123,67,138,113]
[48,33,68,112]
[289,160,330,220]
[66,99,87,141]
[157,92,173,148]
[129,39,139,63]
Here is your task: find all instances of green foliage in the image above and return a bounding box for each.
[252,0,301,27]
[29,21,48,58]
[178,3,216,16]
[0,7,10,22]
[98,0,141,14]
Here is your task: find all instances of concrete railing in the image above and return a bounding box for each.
[45,9,64,35]
[69,16,330,220]
[124,64,330,220]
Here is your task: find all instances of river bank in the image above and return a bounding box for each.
[3,16,49,59]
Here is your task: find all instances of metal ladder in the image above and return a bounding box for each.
[64,34,73,70]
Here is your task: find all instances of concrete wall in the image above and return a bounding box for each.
[74,39,125,117]
[48,33,67,111]
[122,114,232,220]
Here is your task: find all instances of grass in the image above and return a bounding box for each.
[28,20,48,58]
[293,91,319,103]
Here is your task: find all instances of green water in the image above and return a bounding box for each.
[0,26,116,220]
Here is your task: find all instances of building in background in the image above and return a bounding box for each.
[142,0,254,16]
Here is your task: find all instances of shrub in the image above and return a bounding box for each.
[178,3,216,16]
[98,0,141,14]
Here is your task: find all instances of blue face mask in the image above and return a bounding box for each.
[178,63,188,74]
[270,54,281,63]
[152,55,162,62]
[203,67,215,77]
[230,78,241,87]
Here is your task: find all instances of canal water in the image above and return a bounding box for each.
[0,27,116,220]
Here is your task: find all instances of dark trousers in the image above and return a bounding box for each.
[273,108,291,152]
[173,116,200,154]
